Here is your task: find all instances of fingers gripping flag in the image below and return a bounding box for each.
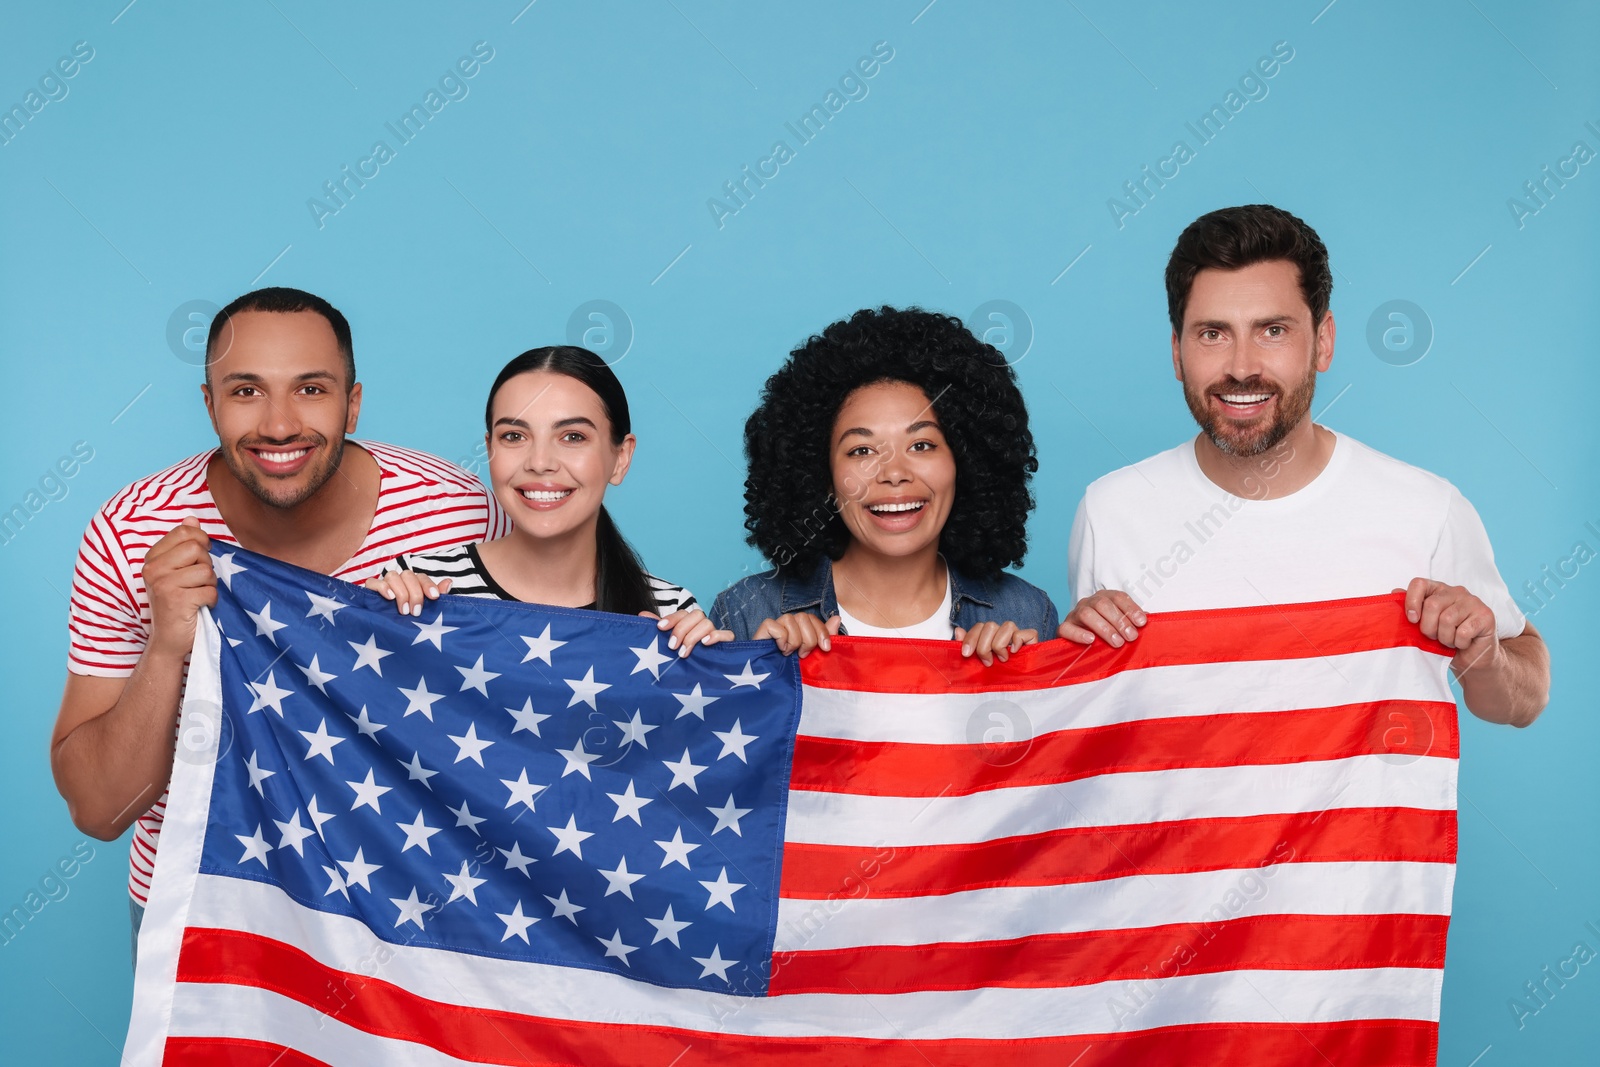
[128,547,1460,1065]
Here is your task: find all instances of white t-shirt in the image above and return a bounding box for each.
[837,578,956,639]
[1068,430,1526,640]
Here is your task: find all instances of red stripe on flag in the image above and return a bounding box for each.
[780,807,1457,898]
[791,701,1460,797]
[770,912,1449,995]
[176,927,1437,1066]
[163,1037,332,1066]
[801,594,1452,694]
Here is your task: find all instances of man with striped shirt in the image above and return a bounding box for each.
[48,287,508,950]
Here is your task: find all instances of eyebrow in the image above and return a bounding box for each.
[1191,315,1299,331]
[493,415,599,431]
[837,419,943,443]
[218,370,340,385]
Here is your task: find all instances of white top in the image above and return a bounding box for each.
[1068,430,1526,640]
[838,577,956,639]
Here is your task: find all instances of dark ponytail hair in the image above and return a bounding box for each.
[485,346,658,617]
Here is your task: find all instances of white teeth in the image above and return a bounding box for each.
[1219,394,1271,404]
[520,489,573,502]
[868,502,925,513]
[258,449,308,463]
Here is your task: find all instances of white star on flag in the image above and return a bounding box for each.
[411,612,459,650]
[346,769,392,813]
[500,769,546,812]
[443,860,487,905]
[547,815,594,859]
[723,660,770,689]
[596,929,638,966]
[692,944,737,981]
[712,719,758,762]
[520,623,567,664]
[707,795,752,836]
[402,751,439,788]
[555,738,601,780]
[235,825,271,868]
[447,722,494,766]
[398,677,444,720]
[699,867,745,912]
[498,841,536,876]
[321,865,349,901]
[245,601,288,644]
[564,666,611,709]
[645,904,692,947]
[211,552,246,589]
[672,683,719,720]
[613,710,658,749]
[306,795,336,836]
[348,704,387,739]
[244,750,275,795]
[338,848,381,891]
[390,887,435,929]
[305,591,346,624]
[455,655,501,696]
[273,810,315,856]
[597,856,646,900]
[628,636,673,679]
[298,719,345,764]
[448,799,486,835]
[347,634,392,676]
[606,780,653,825]
[505,697,549,736]
[496,900,539,943]
[544,889,585,924]
[246,671,293,716]
[654,827,700,869]
[396,811,443,855]
[662,749,708,792]
[296,654,338,694]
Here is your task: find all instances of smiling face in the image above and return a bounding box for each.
[485,369,634,541]
[202,309,360,509]
[829,380,957,561]
[1173,259,1335,457]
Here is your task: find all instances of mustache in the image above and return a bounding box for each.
[1207,376,1278,395]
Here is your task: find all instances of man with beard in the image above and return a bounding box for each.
[49,287,508,950]
[1059,205,1548,727]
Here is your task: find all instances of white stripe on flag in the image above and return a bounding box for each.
[182,873,1444,1040]
[785,754,1458,847]
[775,860,1456,950]
[797,646,1446,742]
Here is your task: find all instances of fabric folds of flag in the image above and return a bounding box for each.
[127,547,1459,1066]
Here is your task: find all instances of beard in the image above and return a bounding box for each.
[219,431,345,509]
[1181,363,1317,458]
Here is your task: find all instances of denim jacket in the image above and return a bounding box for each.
[710,557,1059,640]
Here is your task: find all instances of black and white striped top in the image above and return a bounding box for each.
[392,543,698,615]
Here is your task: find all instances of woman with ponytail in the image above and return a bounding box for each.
[366,346,727,657]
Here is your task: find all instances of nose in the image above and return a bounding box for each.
[876,445,912,486]
[1226,336,1267,383]
[523,438,559,474]
[256,397,300,442]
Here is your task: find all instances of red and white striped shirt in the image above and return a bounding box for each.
[66,440,511,905]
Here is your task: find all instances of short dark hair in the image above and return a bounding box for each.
[741,306,1038,580]
[205,287,355,386]
[1165,205,1332,334]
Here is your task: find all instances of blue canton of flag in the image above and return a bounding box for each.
[200,546,799,994]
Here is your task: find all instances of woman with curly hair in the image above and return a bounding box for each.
[711,306,1057,664]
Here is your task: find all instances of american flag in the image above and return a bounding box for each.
[127,546,1459,1065]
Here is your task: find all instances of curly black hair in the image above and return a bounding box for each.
[741,306,1038,580]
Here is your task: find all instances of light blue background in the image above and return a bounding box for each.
[2,1,1596,1062]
